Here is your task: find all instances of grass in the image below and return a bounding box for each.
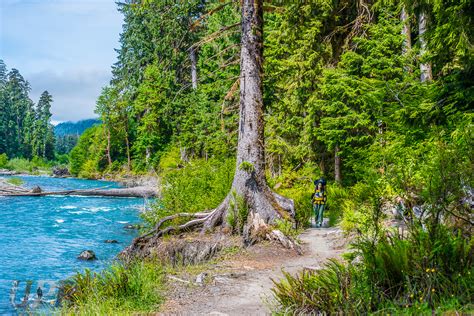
[60,261,166,315]
[6,157,52,174]
[271,225,473,315]
[59,243,245,315]
[6,177,24,186]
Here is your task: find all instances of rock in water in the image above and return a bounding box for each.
[104,239,119,244]
[124,224,142,230]
[31,186,42,193]
[77,250,97,261]
[52,166,70,178]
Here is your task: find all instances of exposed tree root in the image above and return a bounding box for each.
[124,188,299,261]
[141,212,212,238]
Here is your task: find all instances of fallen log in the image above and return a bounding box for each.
[0,186,157,198]
[0,169,19,176]
[0,179,30,194]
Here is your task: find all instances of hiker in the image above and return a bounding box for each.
[312,178,327,227]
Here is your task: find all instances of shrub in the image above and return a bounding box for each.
[227,190,249,234]
[6,177,24,186]
[272,225,473,315]
[272,259,367,315]
[141,157,234,228]
[0,153,8,168]
[325,184,349,226]
[54,153,69,165]
[269,164,318,228]
[61,261,165,314]
[273,219,301,239]
[6,157,52,174]
[355,225,473,309]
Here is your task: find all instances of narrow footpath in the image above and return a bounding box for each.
[162,227,346,315]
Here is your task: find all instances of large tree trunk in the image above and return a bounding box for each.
[203,0,293,243]
[335,144,341,184]
[419,11,432,82]
[190,48,198,90]
[122,0,296,259]
[232,0,271,217]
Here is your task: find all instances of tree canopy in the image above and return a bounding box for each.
[0,60,55,160]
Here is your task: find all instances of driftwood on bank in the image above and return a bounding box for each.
[0,180,156,198]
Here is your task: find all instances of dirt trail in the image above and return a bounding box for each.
[163,227,346,315]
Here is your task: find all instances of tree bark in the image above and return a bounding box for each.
[106,127,112,167]
[202,0,293,241]
[125,132,131,171]
[231,0,277,221]
[190,48,198,90]
[419,11,432,82]
[401,7,411,54]
[197,0,294,236]
[335,144,341,184]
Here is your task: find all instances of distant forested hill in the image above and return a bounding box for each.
[55,119,100,154]
[54,119,100,137]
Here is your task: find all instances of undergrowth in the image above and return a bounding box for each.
[60,261,165,315]
[6,177,24,186]
[140,157,234,228]
[5,157,52,174]
[272,226,473,315]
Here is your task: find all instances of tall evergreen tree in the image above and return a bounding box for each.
[33,91,54,159]
[0,61,55,160]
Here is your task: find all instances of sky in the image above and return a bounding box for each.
[0,0,123,123]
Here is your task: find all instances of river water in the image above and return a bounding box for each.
[0,176,146,314]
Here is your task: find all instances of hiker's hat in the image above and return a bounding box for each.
[314,178,327,186]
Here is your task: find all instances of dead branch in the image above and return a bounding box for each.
[191,23,240,50]
[141,211,212,238]
[190,1,234,31]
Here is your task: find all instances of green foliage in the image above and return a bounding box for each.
[141,156,234,228]
[273,226,473,314]
[269,164,317,228]
[54,119,100,137]
[69,125,107,178]
[272,259,362,315]
[54,153,69,165]
[227,190,249,234]
[325,184,349,226]
[0,153,7,168]
[238,161,254,173]
[6,177,23,186]
[50,0,473,312]
[6,157,51,174]
[273,219,300,239]
[60,261,165,314]
[0,61,55,161]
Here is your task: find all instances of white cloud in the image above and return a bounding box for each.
[0,0,123,121]
[28,69,110,121]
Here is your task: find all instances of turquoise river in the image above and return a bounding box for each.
[0,175,146,314]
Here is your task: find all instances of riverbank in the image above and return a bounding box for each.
[0,176,146,314]
[58,226,347,315]
[0,175,159,198]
